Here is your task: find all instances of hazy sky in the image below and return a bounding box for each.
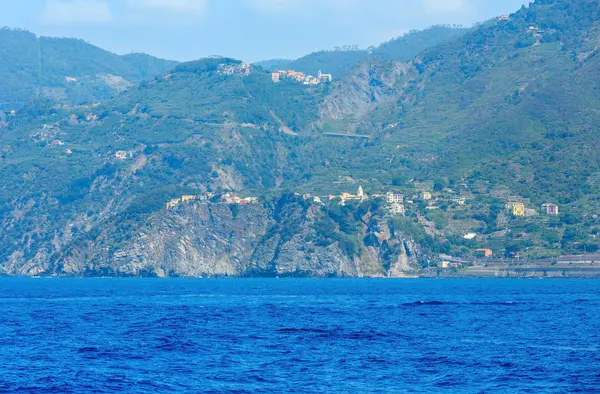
[0,0,528,62]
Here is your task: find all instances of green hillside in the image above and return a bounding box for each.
[258,26,469,79]
[2,0,600,275]
[0,28,178,107]
[313,0,600,256]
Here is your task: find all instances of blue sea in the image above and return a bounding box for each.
[0,279,599,393]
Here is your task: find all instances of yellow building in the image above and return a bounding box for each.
[181,195,197,203]
[166,198,181,210]
[511,202,526,217]
[420,192,432,201]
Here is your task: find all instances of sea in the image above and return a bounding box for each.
[0,278,598,393]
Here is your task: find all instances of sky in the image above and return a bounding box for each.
[0,0,528,62]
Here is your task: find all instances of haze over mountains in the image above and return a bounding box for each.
[2,0,600,277]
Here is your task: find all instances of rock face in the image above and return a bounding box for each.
[48,198,422,278]
[320,61,413,122]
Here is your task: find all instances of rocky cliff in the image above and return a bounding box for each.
[37,196,423,278]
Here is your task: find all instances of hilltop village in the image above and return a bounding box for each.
[213,61,334,86]
[271,70,333,85]
[164,182,562,267]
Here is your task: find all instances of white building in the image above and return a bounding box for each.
[387,192,404,204]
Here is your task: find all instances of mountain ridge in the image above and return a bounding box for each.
[0,28,178,106]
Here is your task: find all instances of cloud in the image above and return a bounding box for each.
[127,0,208,15]
[42,0,112,25]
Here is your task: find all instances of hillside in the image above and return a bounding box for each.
[2,0,600,276]
[312,0,600,257]
[0,28,178,107]
[256,26,469,79]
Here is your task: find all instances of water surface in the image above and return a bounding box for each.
[0,279,598,392]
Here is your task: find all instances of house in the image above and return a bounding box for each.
[441,261,461,269]
[181,195,197,203]
[330,186,368,206]
[475,248,493,258]
[239,197,258,205]
[509,202,526,217]
[166,198,181,209]
[318,71,332,82]
[115,150,130,160]
[304,75,320,85]
[390,203,405,216]
[271,72,280,83]
[463,233,477,240]
[499,14,509,20]
[542,203,559,216]
[387,192,404,204]
[65,76,77,82]
[420,192,432,201]
[218,62,251,76]
[222,193,241,204]
[287,71,306,82]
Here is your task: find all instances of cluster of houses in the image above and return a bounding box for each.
[271,70,332,85]
[218,62,251,76]
[506,201,559,217]
[115,150,133,160]
[165,193,258,210]
[326,186,408,216]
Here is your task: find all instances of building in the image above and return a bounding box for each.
[441,261,461,269]
[510,202,526,217]
[318,71,332,82]
[166,198,181,210]
[499,14,509,20]
[115,150,130,160]
[475,248,493,258]
[274,69,331,85]
[222,193,258,205]
[390,203,405,216]
[387,192,404,204]
[181,195,197,203]
[420,192,432,201]
[238,197,258,205]
[304,75,319,85]
[357,186,365,199]
[542,203,559,216]
[222,193,240,204]
[463,233,477,240]
[218,62,251,76]
[287,71,306,82]
[330,186,368,206]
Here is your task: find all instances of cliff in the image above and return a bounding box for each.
[36,197,422,278]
